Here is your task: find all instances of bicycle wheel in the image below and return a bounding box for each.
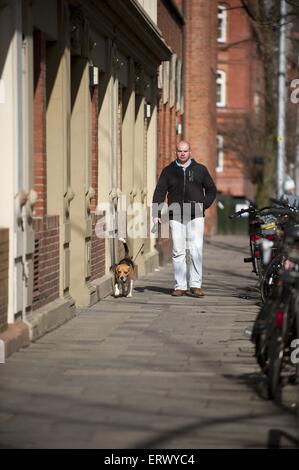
[260,255,283,303]
[250,238,258,274]
[252,299,275,371]
[294,292,299,439]
[256,256,264,284]
[267,329,284,400]
[267,294,291,400]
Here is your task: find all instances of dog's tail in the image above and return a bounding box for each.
[119,238,129,257]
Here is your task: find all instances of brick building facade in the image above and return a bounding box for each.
[0,229,9,333]
[156,0,184,262]
[0,0,170,355]
[216,0,262,200]
[0,0,220,355]
[157,0,184,176]
[156,0,218,244]
[32,30,61,310]
[184,0,218,235]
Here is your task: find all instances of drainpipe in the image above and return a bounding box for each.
[110,45,118,265]
[277,0,287,198]
[12,0,25,323]
[295,107,299,196]
[15,0,37,324]
[16,0,23,193]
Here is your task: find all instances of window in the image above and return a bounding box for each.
[254,78,261,115]
[216,135,224,172]
[218,5,227,43]
[216,70,226,107]
[162,61,170,104]
[170,53,177,109]
[176,60,182,112]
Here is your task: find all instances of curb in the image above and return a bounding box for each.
[0,322,30,360]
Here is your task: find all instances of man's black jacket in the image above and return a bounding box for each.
[152,159,217,220]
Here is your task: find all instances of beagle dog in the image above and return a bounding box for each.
[112,239,135,298]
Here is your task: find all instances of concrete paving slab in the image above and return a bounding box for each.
[0,236,297,449]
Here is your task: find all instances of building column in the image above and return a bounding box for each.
[133,81,146,275]
[33,30,47,217]
[122,59,136,258]
[90,79,106,282]
[98,40,115,273]
[69,57,96,306]
[145,92,159,270]
[46,2,73,300]
[0,1,30,323]
[184,0,217,235]
[121,60,135,202]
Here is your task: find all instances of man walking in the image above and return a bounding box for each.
[152,141,216,297]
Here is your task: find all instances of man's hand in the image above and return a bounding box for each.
[151,217,161,234]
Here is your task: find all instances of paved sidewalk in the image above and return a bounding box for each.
[0,236,298,449]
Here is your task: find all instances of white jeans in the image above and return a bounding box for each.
[169,218,204,290]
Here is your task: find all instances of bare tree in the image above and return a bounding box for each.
[220,112,265,186]
[240,0,299,205]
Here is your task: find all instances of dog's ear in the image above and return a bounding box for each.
[129,265,135,277]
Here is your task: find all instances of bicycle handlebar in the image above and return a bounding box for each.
[269,197,292,209]
[229,204,298,220]
[228,207,252,219]
[260,207,296,218]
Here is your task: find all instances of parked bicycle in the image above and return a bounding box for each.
[229,204,285,284]
[252,224,299,400]
[259,207,298,302]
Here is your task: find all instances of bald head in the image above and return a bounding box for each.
[176,141,191,164]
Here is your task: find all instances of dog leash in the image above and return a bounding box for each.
[133,243,145,263]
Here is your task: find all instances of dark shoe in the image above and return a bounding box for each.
[171,289,187,297]
[186,288,205,297]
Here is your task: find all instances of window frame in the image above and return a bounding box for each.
[216,70,226,107]
[216,134,224,173]
[218,4,227,43]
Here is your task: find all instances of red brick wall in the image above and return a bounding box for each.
[156,96,171,264]
[157,92,164,177]
[175,0,184,12]
[165,102,171,165]
[33,30,47,218]
[32,217,59,310]
[157,0,184,176]
[33,32,61,307]
[158,0,183,60]
[90,85,98,213]
[90,82,105,280]
[184,0,218,235]
[90,214,105,281]
[216,0,260,199]
[0,229,9,333]
[157,100,179,178]
[217,150,246,195]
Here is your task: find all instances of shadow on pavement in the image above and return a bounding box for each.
[134,286,173,295]
[136,410,298,449]
[267,428,299,448]
[205,238,249,255]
